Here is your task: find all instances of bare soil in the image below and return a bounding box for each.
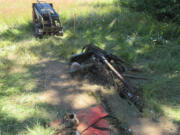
[36,59,179,135]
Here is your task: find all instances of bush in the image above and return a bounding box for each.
[120,0,180,23]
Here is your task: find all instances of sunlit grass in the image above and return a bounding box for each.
[0,0,116,134]
[161,105,180,121]
[22,122,54,135]
[0,0,180,134]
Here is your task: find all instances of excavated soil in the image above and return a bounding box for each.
[35,59,179,135]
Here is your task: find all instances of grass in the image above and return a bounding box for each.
[21,122,54,135]
[0,0,180,134]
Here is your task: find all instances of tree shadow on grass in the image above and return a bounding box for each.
[0,111,49,135]
[61,7,180,133]
[0,58,96,134]
[0,2,180,135]
[0,59,98,134]
[0,21,34,43]
[64,6,180,107]
[28,8,180,133]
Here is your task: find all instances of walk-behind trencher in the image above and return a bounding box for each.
[32,1,63,37]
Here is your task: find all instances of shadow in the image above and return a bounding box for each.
[0,112,49,135]
[27,60,97,111]
[0,1,180,135]
[173,120,180,135]
[119,0,180,24]
[0,21,34,43]
[79,2,112,9]
[0,58,98,134]
[63,6,180,107]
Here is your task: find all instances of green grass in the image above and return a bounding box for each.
[21,122,54,135]
[0,0,180,134]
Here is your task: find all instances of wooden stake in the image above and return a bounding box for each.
[74,12,76,33]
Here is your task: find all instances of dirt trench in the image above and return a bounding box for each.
[35,59,179,135]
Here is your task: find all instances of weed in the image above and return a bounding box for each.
[0,0,180,134]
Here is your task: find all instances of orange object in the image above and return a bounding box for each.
[77,105,109,133]
[50,105,110,135]
[74,13,76,33]
[82,119,109,135]
[50,119,61,126]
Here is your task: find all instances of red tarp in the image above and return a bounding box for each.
[51,105,110,135]
[81,118,109,135]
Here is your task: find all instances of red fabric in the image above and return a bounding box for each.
[82,119,109,135]
[50,120,62,135]
[50,105,110,135]
[77,105,109,133]
[50,119,61,126]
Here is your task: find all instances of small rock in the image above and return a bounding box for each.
[128,128,132,133]
[70,62,81,73]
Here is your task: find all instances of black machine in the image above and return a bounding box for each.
[32,1,63,37]
[70,44,143,112]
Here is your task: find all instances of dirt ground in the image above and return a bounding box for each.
[36,59,179,135]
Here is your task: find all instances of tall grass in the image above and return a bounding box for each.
[0,0,180,134]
